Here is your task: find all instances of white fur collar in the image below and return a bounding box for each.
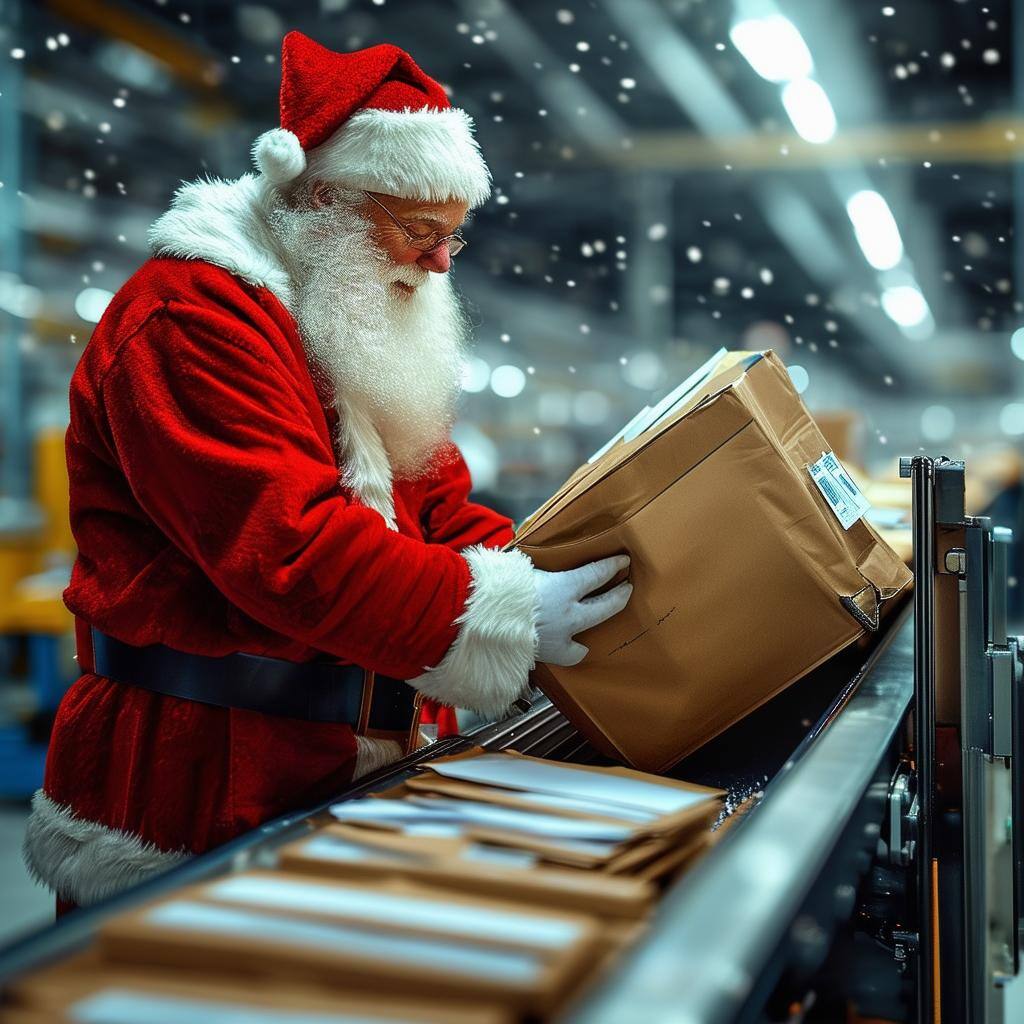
[148,175,398,527]
[148,174,294,310]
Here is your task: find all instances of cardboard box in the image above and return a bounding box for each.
[514,351,912,771]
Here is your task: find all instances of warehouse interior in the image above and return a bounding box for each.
[2,0,1024,1021]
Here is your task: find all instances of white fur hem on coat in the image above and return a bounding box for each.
[409,545,538,719]
[22,790,188,907]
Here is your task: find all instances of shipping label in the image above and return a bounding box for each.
[808,451,871,530]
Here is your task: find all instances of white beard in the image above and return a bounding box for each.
[267,194,468,522]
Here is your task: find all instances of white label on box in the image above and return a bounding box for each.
[808,451,871,530]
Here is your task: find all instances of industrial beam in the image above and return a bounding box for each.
[600,118,1024,172]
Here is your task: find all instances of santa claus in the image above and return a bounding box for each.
[23,33,632,911]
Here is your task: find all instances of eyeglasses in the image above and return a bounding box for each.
[362,191,467,257]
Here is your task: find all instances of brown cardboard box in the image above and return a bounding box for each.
[515,351,912,771]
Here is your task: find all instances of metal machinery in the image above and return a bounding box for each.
[0,456,1022,1022]
[900,456,1022,1023]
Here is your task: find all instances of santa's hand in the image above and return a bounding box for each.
[533,555,632,666]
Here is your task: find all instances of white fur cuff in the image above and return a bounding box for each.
[23,790,188,907]
[409,546,538,719]
[354,736,404,779]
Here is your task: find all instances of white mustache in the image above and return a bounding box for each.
[383,263,430,289]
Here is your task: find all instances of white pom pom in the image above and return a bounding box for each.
[252,128,306,184]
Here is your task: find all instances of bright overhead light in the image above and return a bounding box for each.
[780,78,836,143]
[0,273,42,319]
[460,356,490,393]
[920,405,955,442]
[846,191,905,271]
[490,365,526,398]
[74,287,114,323]
[1000,403,1024,436]
[787,364,810,394]
[881,284,929,328]
[729,15,813,83]
[1011,327,1024,361]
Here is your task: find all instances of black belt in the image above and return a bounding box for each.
[90,627,417,732]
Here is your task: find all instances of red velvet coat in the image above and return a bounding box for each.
[33,255,519,902]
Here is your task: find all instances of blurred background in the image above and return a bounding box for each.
[0,0,1022,938]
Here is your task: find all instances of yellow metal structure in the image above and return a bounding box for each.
[0,426,74,636]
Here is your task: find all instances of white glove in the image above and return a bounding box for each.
[533,555,633,667]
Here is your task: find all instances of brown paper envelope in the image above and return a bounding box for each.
[279,826,655,921]
[495,750,726,802]
[418,750,724,807]
[403,776,653,827]
[634,830,713,883]
[331,782,640,855]
[458,827,622,868]
[190,870,600,955]
[8,956,509,1023]
[410,751,724,845]
[100,877,599,1015]
[466,751,726,834]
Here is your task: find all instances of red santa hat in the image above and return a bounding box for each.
[252,32,491,208]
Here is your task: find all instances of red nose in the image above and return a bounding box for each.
[417,242,451,274]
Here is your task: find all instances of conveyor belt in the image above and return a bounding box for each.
[0,603,915,1022]
[568,605,914,1022]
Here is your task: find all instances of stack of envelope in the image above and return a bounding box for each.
[3,753,724,1023]
[292,750,725,913]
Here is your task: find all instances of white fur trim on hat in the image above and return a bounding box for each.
[305,107,492,208]
[409,545,538,718]
[253,127,307,184]
[22,790,188,906]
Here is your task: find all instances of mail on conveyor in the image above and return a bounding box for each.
[18,751,726,1024]
[513,349,913,772]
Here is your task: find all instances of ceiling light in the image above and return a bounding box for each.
[729,15,813,83]
[781,78,836,144]
[846,190,905,271]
